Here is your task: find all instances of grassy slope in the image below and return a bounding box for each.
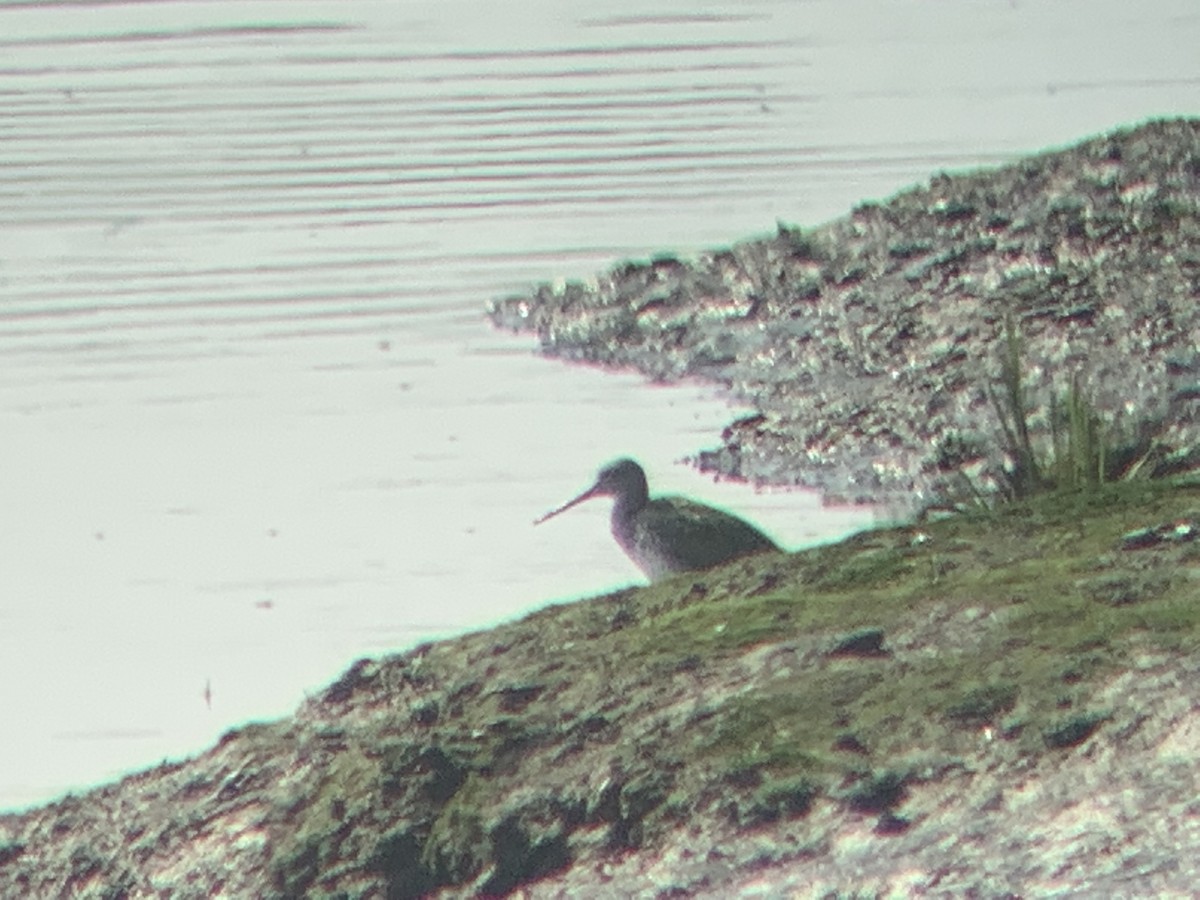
[2,478,1197,898]
[271,476,1200,896]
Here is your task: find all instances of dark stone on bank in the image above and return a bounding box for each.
[829,627,888,657]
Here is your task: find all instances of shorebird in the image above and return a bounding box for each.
[535,458,779,581]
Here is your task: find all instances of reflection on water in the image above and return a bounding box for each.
[1,0,1197,810]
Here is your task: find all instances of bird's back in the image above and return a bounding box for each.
[616,496,778,581]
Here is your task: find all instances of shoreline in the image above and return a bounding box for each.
[490,117,1200,510]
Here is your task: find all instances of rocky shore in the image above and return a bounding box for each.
[490,118,1199,509]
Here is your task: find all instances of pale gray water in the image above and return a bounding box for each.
[1,0,1196,810]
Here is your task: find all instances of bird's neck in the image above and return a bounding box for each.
[610,483,649,526]
[609,489,648,559]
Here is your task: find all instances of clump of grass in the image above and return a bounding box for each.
[981,312,1164,502]
[986,312,1043,496]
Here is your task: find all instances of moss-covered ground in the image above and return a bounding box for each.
[260,476,1199,897]
[7,478,1196,899]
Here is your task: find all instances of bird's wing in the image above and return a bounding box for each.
[635,497,778,573]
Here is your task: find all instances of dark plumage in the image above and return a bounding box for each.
[535,458,779,581]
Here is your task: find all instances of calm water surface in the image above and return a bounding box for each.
[1,0,1196,810]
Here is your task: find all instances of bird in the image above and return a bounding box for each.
[534,458,779,581]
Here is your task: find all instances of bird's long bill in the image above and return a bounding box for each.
[533,485,600,525]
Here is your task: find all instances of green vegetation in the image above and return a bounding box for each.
[262,473,1199,896]
[981,312,1166,502]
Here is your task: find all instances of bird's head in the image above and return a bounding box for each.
[534,458,649,525]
